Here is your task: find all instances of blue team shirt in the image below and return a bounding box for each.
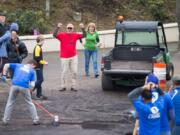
[151,90,174,132]
[134,99,161,135]
[9,64,36,89]
[160,93,174,132]
[170,86,180,125]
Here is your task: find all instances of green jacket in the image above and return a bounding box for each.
[84,32,99,50]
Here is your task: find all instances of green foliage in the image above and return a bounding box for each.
[6,10,48,35]
[0,0,176,33]
[136,0,169,20]
[77,0,172,21]
[148,0,168,20]
[78,0,121,16]
[136,0,147,5]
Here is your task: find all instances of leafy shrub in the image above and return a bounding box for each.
[6,9,48,35]
[135,0,168,20]
[148,0,168,20]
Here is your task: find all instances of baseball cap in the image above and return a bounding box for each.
[173,76,180,84]
[66,23,74,29]
[146,73,159,85]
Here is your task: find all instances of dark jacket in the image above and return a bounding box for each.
[6,38,28,63]
[0,23,6,37]
[0,23,19,57]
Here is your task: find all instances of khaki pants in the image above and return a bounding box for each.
[61,55,78,89]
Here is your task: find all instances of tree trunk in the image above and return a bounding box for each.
[45,0,50,19]
[176,0,180,51]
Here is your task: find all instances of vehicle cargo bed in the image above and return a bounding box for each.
[111,60,152,70]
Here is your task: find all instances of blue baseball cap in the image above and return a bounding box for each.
[147,73,159,85]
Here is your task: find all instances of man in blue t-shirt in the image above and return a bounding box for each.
[160,93,174,135]
[1,59,40,125]
[170,76,180,135]
[146,74,174,135]
[133,73,174,135]
[128,82,162,135]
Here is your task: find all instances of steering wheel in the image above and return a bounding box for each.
[128,42,140,46]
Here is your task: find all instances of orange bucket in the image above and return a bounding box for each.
[153,63,166,90]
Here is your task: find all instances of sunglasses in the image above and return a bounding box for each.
[67,27,73,30]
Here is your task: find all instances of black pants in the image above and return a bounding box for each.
[0,57,8,74]
[34,68,44,97]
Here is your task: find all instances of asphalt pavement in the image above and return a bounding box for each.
[0,44,180,135]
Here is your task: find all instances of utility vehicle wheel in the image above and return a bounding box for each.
[102,73,114,91]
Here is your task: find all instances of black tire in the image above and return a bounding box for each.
[102,73,114,91]
[166,63,174,81]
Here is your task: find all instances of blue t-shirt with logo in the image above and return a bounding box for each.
[160,93,173,132]
[152,89,174,132]
[170,86,180,125]
[134,99,161,135]
[9,64,36,89]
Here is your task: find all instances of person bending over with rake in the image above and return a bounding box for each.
[1,59,40,125]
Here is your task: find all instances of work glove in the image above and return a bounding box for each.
[1,75,7,82]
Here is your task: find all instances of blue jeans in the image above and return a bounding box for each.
[84,49,98,76]
[34,68,44,97]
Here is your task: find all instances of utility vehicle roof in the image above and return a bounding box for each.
[116,21,162,30]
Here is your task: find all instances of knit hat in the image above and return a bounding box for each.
[10,22,19,32]
[147,73,159,85]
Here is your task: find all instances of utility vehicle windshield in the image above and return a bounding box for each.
[116,30,157,46]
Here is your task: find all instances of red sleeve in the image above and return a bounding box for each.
[76,33,83,40]
[57,32,64,40]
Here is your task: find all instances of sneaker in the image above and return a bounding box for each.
[71,88,78,92]
[33,121,40,125]
[2,121,8,126]
[41,95,48,100]
[95,74,99,78]
[34,96,40,100]
[59,88,66,91]
[36,95,48,100]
